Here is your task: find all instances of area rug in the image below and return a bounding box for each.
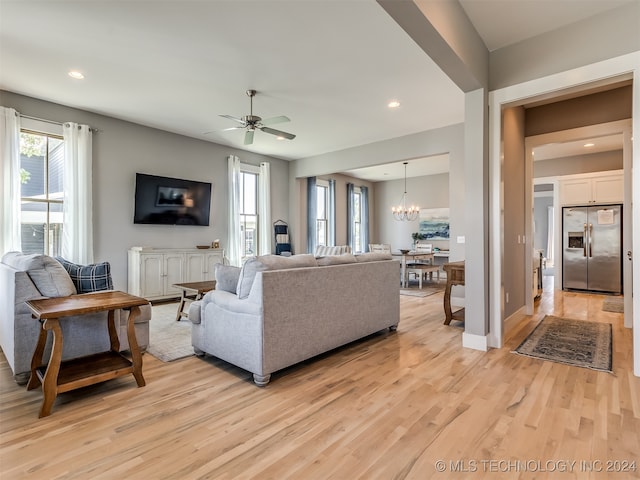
[602,296,624,313]
[400,284,445,298]
[513,316,612,373]
[146,302,194,362]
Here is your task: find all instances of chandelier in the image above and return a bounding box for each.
[392,162,419,221]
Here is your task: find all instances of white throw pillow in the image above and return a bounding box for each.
[236,257,268,299]
[215,264,241,294]
[29,257,77,297]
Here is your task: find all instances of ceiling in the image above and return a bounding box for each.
[0,0,630,182]
[533,134,623,162]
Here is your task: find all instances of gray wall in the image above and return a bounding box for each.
[533,195,553,256]
[297,173,376,252]
[374,173,450,252]
[290,123,466,262]
[525,86,632,137]
[502,106,526,318]
[1,90,290,290]
[489,2,640,90]
[534,150,623,178]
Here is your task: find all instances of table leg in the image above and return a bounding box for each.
[176,289,187,321]
[27,320,48,391]
[443,281,453,325]
[39,318,63,418]
[401,256,407,288]
[107,309,120,352]
[127,306,146,387]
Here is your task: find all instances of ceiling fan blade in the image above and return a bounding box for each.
[260,126,296,140]
[222,126,244,131]
[244,130,254,145]
[260,115,290,126]
[219,114,245,125]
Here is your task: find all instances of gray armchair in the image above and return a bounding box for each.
[0,252,151,384]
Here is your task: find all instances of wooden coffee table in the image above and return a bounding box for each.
[173,280,216,321]
[25,291,149,417]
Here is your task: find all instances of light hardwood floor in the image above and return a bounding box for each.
[1,280,638,479]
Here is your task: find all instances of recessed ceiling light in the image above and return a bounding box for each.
[68,71,84,79]
[583,143,595,147]
[388,100,400,108]
[276,136,285,141]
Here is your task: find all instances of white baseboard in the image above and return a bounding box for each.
[462,332,489,351]
[504,306,525,334]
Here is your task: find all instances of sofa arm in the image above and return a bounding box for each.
[189,301,202,324]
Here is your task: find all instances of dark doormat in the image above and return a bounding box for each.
[602,296,624,313]
[513,315,612,373]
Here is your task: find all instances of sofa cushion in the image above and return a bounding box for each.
[236,257,269,299]
[2,252,77,297]
[355,252,393,262]
[256,254,317,270]
[215,264,241,294]
[55,257,114,293]
[316,253,358,266]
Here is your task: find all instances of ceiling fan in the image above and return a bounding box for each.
[214,89,296,145]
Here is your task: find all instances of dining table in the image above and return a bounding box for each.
[392,250,435,288]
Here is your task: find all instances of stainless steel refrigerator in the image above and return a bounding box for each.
[562,204,622,293]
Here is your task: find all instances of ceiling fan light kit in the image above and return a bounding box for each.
[217,89,296,145]
[392,162,419,221]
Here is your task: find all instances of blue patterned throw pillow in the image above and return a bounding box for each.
[54,257,114,293]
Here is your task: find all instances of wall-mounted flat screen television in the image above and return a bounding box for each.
[133,173,212,226]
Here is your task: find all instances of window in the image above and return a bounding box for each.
[239,167,259,261]
[352,186,362,253]
[19,130,64,256]
[316,180,329,247]
[347,183,368,254]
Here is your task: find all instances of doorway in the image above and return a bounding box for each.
[488,55,639,378]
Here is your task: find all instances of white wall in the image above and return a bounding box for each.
[0,90,290,290]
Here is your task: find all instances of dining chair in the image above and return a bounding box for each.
[406,242,440,286]
[368,243,391,254]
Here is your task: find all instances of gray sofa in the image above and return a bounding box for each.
[0,252,151,384]
[189,253,400,386]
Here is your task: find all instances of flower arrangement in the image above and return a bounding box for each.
[411,232,427,242]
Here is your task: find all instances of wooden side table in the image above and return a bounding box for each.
[25,291,149,417]
[173,280,216,321]
[443,261,465,325]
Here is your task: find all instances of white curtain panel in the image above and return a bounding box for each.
[227,155,241,266]
[0,107,22,255]
[62,123,93,264]
[258,162,271,255]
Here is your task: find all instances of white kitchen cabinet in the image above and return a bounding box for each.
[128,247,224,300]
[560,172,623,205]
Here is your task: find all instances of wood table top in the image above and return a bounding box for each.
[25,291,148,319]
[172,281,216,292]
